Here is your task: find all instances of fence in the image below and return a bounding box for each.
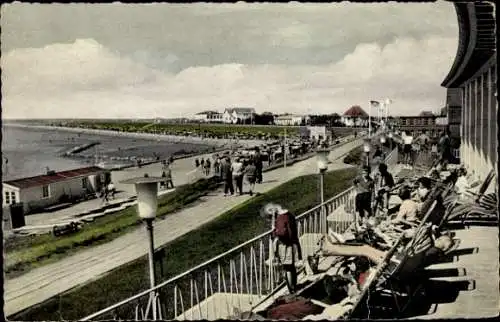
[82,147,397,321]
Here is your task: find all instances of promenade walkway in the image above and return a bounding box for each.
[411,225,499,319]
[4,138,364,317]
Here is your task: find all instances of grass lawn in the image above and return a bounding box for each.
[63,121,301,138]
[343,145,365,165]
[4,177,221,279]
[10,167,357,321]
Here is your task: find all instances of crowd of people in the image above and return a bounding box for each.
[248,152,493,320]
[396,129,456,169]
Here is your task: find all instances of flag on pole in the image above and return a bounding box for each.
[370,100,381,109]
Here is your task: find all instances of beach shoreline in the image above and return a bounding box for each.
[3,123,269,149]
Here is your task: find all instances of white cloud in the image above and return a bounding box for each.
[1,35,457,119]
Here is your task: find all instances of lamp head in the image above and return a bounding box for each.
[121,175,165,219]
[316,148,329,171]
[363,139,371,153]
[380,135,386,144]
[388,132,393,139]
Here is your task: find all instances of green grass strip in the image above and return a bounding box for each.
[10,167,357,321]
[4,177,221,279]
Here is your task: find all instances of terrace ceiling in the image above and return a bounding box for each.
[441,1,496,88]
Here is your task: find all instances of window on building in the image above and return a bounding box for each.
[82,177,88,188]
[10,191,16,204]
[5,191,11,204]
[42,185,50,198]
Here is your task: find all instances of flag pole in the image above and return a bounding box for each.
[368,101,371,138]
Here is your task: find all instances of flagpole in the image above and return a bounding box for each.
[368,101,371,138]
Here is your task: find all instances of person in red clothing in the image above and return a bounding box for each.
[271,206,303,293]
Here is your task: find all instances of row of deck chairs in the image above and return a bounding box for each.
[346,167,497,319]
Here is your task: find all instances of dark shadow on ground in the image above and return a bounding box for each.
[362,278,476,319]
[423,267,467,279]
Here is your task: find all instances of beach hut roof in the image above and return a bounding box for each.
[3,166,105,189]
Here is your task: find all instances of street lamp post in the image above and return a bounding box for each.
[317,148,329,233]
[380,134,386,159]
[121,174,165,320]
[284,126,287,168]
[363,138,371,167]
[388,132,393,151]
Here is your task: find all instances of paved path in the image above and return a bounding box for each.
[4,139,365,317]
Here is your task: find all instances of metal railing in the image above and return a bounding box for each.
[81,188,357,321]
[82,147,397,321]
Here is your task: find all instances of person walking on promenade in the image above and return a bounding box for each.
[101,183,109,204]
[204,158,211,176]
[254,147,263,184]
[353,166,375,226]
[195,158,200,168]
[271,206,303,293]
[402,132,414,168]
[107,181,116,200]
[376,163,394,212]
[214,155,221,178]
[438,130,453,165]
[221,156,234,196]
[245,160,257,196]
[232,157,244,195]
[200,158,205,169]
[162,161,174,189]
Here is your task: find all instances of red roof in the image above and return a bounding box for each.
[3,166,105,189]
[343,105,368,117]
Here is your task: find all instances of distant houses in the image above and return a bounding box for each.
[193,110,223,123]
[222,107,256,124]
[274,114,310,126]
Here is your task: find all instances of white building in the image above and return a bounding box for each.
[306,126,332,141]
[274,114,309,126]
[192,111,223,123]
[2,166,107,215]
[222,108,256,124]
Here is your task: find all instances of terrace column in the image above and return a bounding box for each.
[488,64,498,194]
[472,77,480,177]
[462,84,468,168]
[481,72,489,179]
[476,75,485,178]
[467,81,473,170]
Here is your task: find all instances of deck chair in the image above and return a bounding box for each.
[441,192,498,226]
[367,201,447,315]
[440,170,497,225]
[346,236,406,319]
[445,169,496,207]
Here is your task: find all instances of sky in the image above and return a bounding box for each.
[1,2,459,119]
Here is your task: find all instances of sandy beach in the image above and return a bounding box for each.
[3,123,269,149]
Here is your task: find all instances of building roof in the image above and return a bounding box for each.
[343,105,368,117]
[225,107,256,114]
[3,166,105,189]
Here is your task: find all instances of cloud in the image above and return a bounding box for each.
[2,34,457,119]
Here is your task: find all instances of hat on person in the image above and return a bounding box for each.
[276,206,289,215]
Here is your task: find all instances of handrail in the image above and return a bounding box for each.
[81,185,356,321]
